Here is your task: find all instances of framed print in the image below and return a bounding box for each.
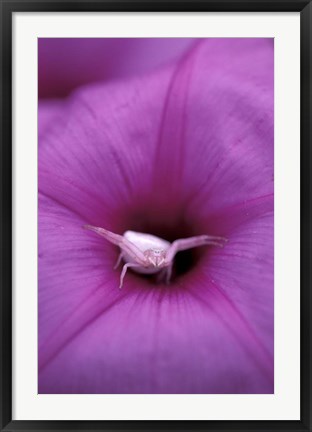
[1,0,311,431]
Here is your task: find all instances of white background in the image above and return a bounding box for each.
[12,12,300,421]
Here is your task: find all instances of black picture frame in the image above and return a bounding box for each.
[1,0,311,431]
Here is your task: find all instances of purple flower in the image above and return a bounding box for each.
[39,38,274,394]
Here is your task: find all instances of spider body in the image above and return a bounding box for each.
[84,225,226,288]
[123,231,170,274]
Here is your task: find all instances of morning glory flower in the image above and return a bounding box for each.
[39,38,273,394]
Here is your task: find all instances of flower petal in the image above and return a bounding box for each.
[39,100,67,140]
[39,193,129,365]
[152,38,273,215]
[39,285,273,394]
[39,38,194,98]
[39,68,176,227]
[192,202,274,357]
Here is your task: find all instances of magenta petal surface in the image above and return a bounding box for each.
[39,39,274,394]
[40,285,272,394]
[39,38,194,98]
[152,39,273,211]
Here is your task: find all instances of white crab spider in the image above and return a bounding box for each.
[84,225,226,288]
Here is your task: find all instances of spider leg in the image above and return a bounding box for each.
[114,252,123,270]
[165,264,173,284]
[120,263,141,289]
[84,225,146,265]
[165,235,227,264]
[156,268,167,283]
[155,264,173,284]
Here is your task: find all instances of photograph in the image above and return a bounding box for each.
[38,37,274,395]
